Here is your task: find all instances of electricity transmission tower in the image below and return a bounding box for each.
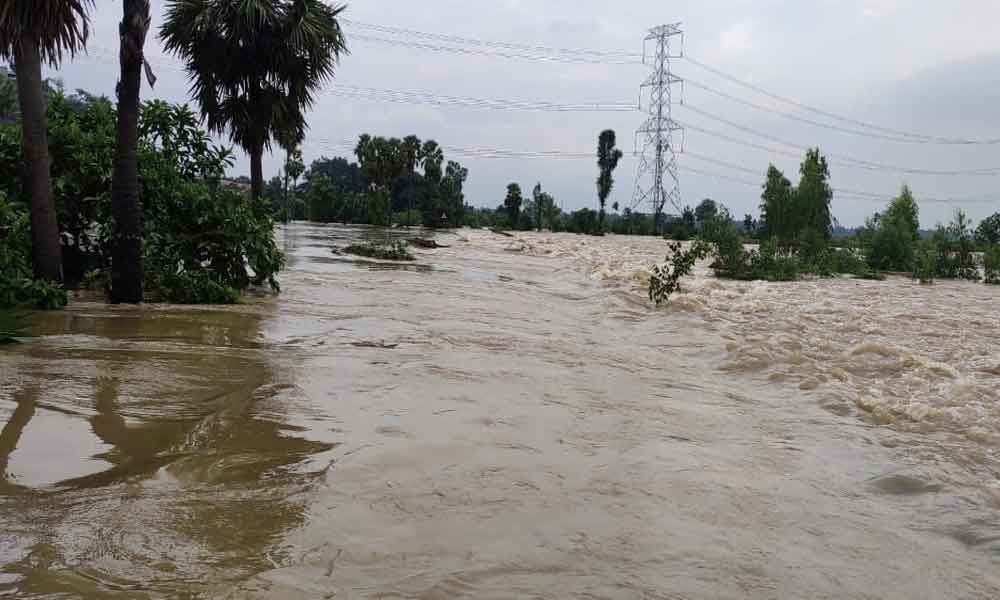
[632,23,684,231]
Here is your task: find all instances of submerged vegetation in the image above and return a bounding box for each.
[649,147,1000,304]
[338,241,415,261]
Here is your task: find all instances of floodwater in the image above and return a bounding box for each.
[1,222,999,599]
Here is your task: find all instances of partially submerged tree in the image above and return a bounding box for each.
[281,145,305,222]
[796,148,833,241]
[109,0,153,304]
[161,0,348,200]
[596,129,622,231]
[503,183,522,230]
[759,165,794,248]
[0,0,94,282]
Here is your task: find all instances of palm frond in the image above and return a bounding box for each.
[160,0,349,155]
[0,0,94,66]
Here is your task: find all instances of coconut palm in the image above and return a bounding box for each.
[109,0,152,303]
[0,0,94,282]
[161,0,348,201]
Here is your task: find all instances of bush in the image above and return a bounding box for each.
[564,208,600,235]
[1,93,285,305]
[825,246,869,277]
[933,211,978,280]
[158,271,241,304]
[0,193,68,309]
[984,245,1000,285]
[913,240,938,285]
[649,241,711,305]
[339,241,414,261]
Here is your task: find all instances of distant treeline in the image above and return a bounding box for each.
[649,147,1000,304]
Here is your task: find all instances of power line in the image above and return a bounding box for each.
[680,152,996,204]
[326,84,636,112]
[336,20,1000,146]
[683,55,1000,145]
[341,18,642,60]
[348,33,641,65]
[683,78,947,144]
[678,118,1000,177]
[82,50,636,112]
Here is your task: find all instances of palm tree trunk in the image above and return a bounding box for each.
[109,0,150,304]
[14,36,62,283]
[250,142,264,202]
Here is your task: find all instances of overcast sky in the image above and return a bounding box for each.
[52,0,1000,226]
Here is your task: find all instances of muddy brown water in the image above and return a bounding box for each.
[1,223,999,599]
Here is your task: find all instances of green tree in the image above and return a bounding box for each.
[883,185,919,240]
[759,165,794,248]
[933,209,978,280]
[0,0,94,282]
[532,183,544,231]
[976,212,1000,246]
[863,187,921,272]
[983,245,1000,285]
[503,183,522,229]
[694,198,718,230]
[596,129,622,230]
[109,0,152,304]
[281,145,305,222]
[439,160,467,227]
[795,148,833,241]
[161,0,348,201]
[541,190,559,231]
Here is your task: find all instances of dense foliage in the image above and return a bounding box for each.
[338,241,414,261]
[0,91,284,306]
[860,186,920,272]
[287,134,469,229]
[984,245,1000,285]
[0,192,67,308]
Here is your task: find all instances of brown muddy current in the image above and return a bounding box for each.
[2,223,999,599]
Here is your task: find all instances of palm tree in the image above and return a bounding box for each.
[109,0,152,304]
[161,0,348,201]
[0,1,94,283]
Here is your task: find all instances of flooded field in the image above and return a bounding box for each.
[1,222,999,598]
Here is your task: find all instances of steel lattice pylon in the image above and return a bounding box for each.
[632,23,684,231]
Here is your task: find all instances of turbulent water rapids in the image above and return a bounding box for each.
[1,223,998,598]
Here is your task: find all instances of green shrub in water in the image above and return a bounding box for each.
[983,245,1000,285]
[339,241,415,261]
[0,193,67,309]
[913,240,938,285]
[649,241,711,305]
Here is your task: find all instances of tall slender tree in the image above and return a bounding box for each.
[109,0,152,304]
[161,0,348,201]
[0,0,94,282]
[796,148,833,240]
[504,183,522,230]
[759,164,795,248]
[532,182,543,231]
[596,129,623,231]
